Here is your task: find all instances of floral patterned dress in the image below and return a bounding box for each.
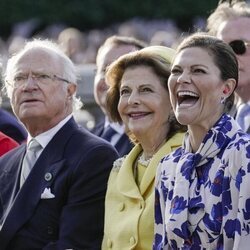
[154,114,250,250]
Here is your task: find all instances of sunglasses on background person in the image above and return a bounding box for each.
[229,40,250,55]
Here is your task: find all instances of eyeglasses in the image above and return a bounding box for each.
[8,73,70,88]
[229,40,250,55]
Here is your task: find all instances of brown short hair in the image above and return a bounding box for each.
[96,35,147,64]
[106,46,186,142]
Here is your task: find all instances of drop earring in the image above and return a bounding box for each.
[220,96,225,104]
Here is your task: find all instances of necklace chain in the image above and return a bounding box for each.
[137,154,152,167]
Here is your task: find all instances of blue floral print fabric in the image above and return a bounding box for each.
[154,114,250,250]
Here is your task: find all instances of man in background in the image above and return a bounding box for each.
[92,35,147,156]
[207,0,250,133]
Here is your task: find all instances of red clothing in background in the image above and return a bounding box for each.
[0,131,19,156]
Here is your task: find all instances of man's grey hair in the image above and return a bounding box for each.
[4,39,83,110]
[207,1,250,35]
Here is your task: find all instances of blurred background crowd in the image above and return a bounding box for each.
[0,0,242,129]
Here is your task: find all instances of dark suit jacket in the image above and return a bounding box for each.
[0,108,27,144]
[91,121,133,157]
[0,118,118,249]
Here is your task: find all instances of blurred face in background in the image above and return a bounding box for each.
[217,17,250,102]
[94,44,137,115]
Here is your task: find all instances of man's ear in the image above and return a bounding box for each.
[67,83,76,99]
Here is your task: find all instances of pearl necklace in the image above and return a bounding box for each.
[137,154,152,167]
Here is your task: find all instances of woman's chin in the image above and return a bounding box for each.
[176,114,194,126]
[129,127,145,137]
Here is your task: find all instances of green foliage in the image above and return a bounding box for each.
[0,0,219,38]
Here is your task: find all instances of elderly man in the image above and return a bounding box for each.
[207,0,250,133]
[0,40,118,249]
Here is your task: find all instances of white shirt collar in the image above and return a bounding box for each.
[104,117,125,135]
[27,114,73,148]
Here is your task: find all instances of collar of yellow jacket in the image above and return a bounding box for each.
[116,132,184,198]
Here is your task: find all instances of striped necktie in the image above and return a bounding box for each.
[20,139,42,187]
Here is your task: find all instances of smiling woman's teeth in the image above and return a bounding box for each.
[177,91,199,107]
[178,91,199,98]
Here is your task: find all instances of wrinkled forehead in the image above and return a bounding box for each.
[174,47,215,67]
[217,17,250,42]
[13,47,62,74]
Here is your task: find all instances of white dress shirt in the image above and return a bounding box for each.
[26,114,73,157]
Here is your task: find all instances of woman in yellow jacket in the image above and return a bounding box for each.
[102,46,186,250]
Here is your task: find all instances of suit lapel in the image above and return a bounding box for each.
[0,118,79,246]
[115,133,133,156]
[91,121,105,136]
[139,142,172,195]
[117,145,143,199]
[139,133,183,195]
[116,140,177,199]
[0,145,26,224]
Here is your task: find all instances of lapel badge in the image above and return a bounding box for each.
[44,172,53,182]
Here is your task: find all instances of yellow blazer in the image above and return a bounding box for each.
[102,132,184,250]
